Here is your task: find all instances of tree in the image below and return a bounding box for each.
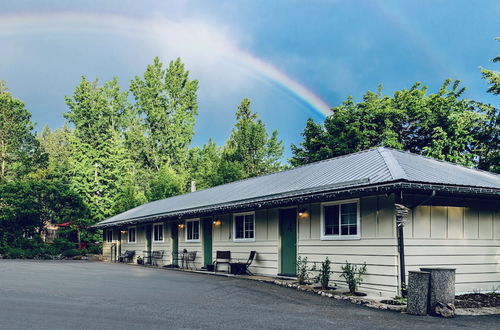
[187,139,222,190]
[0,179,88,249]
[480,37,500,95]
[291,80,497,171]
[147,163,187,201]
[38,123,73,181]
[0,81,41,182]
[65,77,131,221]
[130,57,199,171]
[216,98,284,184]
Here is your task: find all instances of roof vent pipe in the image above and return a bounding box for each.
[191,181,196,192]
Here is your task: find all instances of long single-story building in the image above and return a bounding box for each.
[93,147,500,296]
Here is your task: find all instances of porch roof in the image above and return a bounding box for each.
[93,147,500,228]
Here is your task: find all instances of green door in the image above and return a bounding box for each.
[279,208,297,276]
[171,222,179,266]
[202,218,213,267]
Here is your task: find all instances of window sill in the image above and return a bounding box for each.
[152,240,164,243]
[320,235,360,241]
[233,238,256,243]
[185,239,200,243]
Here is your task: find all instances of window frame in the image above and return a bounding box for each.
[127,226,137,244]
[153,223,164,243]
[232,211,256,242]
[185,219,200,242]
[105,229,113,243]
[320,199,360,240]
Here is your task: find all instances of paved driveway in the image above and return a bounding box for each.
[0,261,497,329]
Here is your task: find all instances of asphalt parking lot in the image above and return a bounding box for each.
[0,260,498,329]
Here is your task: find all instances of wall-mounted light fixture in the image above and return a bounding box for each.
[298,208,309,218]
[213,219,221,226]
[178,223,185,229]
[120,230,127,235]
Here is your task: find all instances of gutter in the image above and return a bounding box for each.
[396,190,436,297]
[92,181,499,229]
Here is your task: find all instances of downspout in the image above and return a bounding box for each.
[395,190,436,296]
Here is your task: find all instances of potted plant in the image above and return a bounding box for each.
[137,256,143,265]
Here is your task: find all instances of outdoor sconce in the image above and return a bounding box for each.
[298,208,309,218]
[213,219,221,226]
[120,230,127,234]
[178,223,185,229]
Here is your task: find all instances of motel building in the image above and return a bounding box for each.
[93,147,500,297]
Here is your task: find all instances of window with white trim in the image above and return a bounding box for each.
[186,220,200,241]
[128,227,136,243]
[153,223,164,242]
[106,229,113,243]
[321,200,359,239]
[233,212,255,241]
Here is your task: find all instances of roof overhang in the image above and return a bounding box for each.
[92,180,500,229]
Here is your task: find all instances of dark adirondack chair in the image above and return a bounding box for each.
[230,251,256,275]
[118,250,135,263]
[213,250,231,272]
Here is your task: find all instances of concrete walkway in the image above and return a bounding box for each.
[0,260,498,329]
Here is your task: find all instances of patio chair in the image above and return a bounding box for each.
[213,250,231,272]
[186,251,197,270]
[118,250,135,263]
[152,250,165,266]
[230,251,256,275]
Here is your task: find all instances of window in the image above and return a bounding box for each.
[128,227,136,243]
[186,220,200,242]
[321,200,359,240]
[233,212,255,241]
[106,229,113,243]
[153,223,164,242]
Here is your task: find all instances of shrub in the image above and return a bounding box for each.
[86,244,102,255]
[52,238,76,254]
[296,256,310,285]
[5,247,29,259]
[61,249,81,258]
[313,257,332,289]
[340,261,367,294]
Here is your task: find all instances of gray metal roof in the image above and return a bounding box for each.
[94,147,500,228]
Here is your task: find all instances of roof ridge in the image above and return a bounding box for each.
[387,147,500,179]
[180,147,381,197]
[377,147,408,180]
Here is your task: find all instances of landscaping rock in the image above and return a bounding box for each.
[434,302,456,318]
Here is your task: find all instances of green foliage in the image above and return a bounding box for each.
[61,248,81,258]
[215,98,284,185]
[296,256,310,285]
[0,81,42,182]
[340,261,367,294]
[291,80,499,173]
[130,57,198,171]
[312,257,332,289]
[480,37,500,95]
[147,164,187,201]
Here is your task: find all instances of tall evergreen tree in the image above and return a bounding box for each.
[65,77,131,221]
[130,57,199,171]
[216,98,284,184]
[0,81,41,182]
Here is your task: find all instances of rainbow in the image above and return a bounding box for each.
[0,12,332,117]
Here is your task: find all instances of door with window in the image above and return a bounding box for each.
[279,208,297,276]
[202,218,212,267]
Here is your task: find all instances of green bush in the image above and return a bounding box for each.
[52,238,76,254]
[5,247,29,259]
[86,244,102,254]
[296,256,310,285]
[340,261,367,294]
[312,257,332,289]
[61,249,81,258]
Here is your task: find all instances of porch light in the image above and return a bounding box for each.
[298,209,308,218]
[213,219,221,226]
[178,223,185,229]
[120,230,127,234]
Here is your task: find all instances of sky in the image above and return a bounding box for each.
[1,0,499,159]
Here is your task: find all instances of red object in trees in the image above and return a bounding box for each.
[57,222,71,227]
